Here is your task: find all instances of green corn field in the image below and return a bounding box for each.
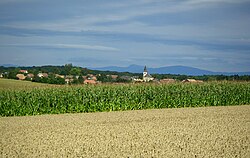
[0,81,250,116]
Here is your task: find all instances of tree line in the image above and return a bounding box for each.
[0,64,250,85]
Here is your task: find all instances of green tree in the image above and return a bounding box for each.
[70,67,81,76]
[78,75,84,84]
[64,63,73,75]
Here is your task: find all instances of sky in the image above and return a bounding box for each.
[0,0,250,72]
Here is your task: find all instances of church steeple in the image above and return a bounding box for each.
[143,66,148,77]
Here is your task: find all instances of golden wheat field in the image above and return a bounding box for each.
[1,105,249,157]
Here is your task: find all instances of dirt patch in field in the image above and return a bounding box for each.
[1,105,249,157]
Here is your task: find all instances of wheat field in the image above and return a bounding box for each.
[1,105,249,157]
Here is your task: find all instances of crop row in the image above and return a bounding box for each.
[0,82,250,116]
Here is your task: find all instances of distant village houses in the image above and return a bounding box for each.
[37,73,48,78]
[106,75,118,80]
[19,70,28,74]
[27,73,34,80]
[84,79,97,84]
[160,78,176,83]
[16,74,26,80]
[65,75,74,84]
[55,74,65,79]
[182,79,203,83]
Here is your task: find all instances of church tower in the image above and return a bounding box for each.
[143,66,148,77]
[143,65,154,82]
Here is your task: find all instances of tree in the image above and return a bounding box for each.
[70,67,81,76]
[64,63,73,75]
[78,75,84,84]
[8,68,20,79]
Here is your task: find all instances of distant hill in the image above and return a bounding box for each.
[0,64,19,67]
[91,65,250,76]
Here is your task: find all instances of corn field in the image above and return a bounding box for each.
[0,82,250,116]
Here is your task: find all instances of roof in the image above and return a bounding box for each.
[182,79,197,82]
[84,79,97,84]
[144,73,152,78]
[27,73,34,78]
[160,79,176,83]
[19,70,28,73]
[16,74,26,80]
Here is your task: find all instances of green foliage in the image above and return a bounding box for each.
[70,67,81,76]
[0,82,249,116]
[78,75,84,84]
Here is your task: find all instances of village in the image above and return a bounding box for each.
[0,65,203,84]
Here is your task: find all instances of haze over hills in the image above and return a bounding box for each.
[0,64,19,67]
[91,65,250,76]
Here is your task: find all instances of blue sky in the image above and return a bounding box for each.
[0,0,250,72]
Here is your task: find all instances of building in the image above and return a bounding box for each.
[37,73,48,78]
[84,79,97,84]
[55,74,65,79]
[27,73,34,80]
[160,78,176,83]
[182,79,203,83]
[19,70,28,74]
[143,66,154,82]
[16,74,26,80]
[65,75,74,84]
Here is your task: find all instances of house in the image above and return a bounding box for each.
[182,79,197,83]
[55,74,65,79]
[106,75,118,80]
[65,78,74,84]
[133,78,143,82]
[160,79,176,83]
[143,66,154,82]
[27,73,34,80]
[87,74,97,80]
[111,75,118,79]
[19,70,28,74]
[91,76,97,81]
[0,73,3,78]
[16,74,26,80]
[37,73,43,78]
[65,75,74,84]
[42,73,48,78]
[132,76,143,82]
[37,73,48,78]
[182,79,203,83]
[84,79,97,84]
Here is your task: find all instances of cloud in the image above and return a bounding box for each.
[0,43,120,51]
[1,26,249,52]
[0,0,249,72]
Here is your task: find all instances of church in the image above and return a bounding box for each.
[143,66,154,82]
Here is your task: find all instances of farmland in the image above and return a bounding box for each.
[1,79,249,157]
[0,78,55,91]
[1,105,249,157]
[0,79,249,116]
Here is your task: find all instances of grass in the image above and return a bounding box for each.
[0,78,55,90]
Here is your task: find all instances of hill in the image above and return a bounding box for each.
[92,65,250,76]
